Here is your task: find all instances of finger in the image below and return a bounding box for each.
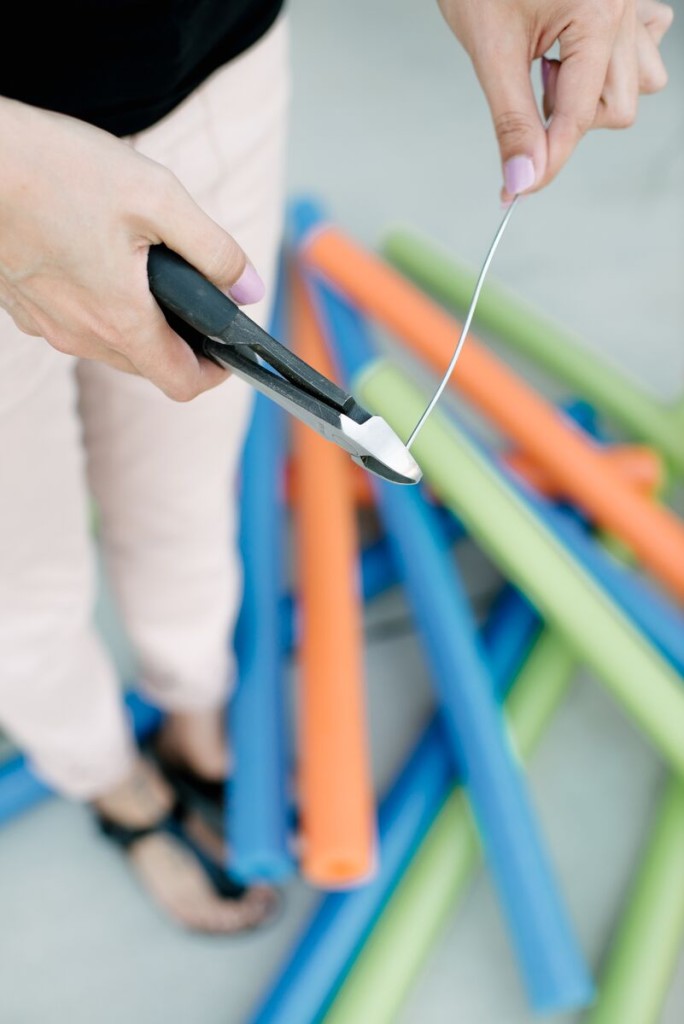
[544,25,616,185]
[116,290,230,401]
[471,30,547,200]
[152,173,265,306]
[593,7,640,130]
[637,0,674,44]
[635,20,669,92]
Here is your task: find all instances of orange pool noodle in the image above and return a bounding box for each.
[506,445,664,500]
[285,459,374,508]
[302,227,684,603]
[290,267,376,887]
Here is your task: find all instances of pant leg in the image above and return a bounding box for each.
[0,333,136,798]
[77,17,290,711]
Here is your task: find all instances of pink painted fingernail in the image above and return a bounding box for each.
[228,263,265,305]
[541,57,552,92]
[503,155,536,196]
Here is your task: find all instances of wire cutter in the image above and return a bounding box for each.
[148,246,421,485]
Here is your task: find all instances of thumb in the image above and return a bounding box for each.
[156,177,265,306]
[474,39,548,199]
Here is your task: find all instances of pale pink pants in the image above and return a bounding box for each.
[0,18,290,799]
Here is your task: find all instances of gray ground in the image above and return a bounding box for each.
[1,2,682,1022]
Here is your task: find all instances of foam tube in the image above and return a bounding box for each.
[354,361,684,774]
[324,629,577,1024]
[0,692,162,825]
[226,260,294,883]
[586,778,684,1024]
[298,263,592,1012]
[506,445,663,500]
[290,268,375,887]
[286,459,374,508]
[248,584,541,1024]
[381,229,684,476]
[301,223,684,602]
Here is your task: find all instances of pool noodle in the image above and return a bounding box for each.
[290,267,375,886]
[227,258,293,882]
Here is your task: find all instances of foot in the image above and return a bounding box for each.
[92,758,278,934]
[154,707,229,781]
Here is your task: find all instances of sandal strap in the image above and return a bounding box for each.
[95,797,185,851]
[152,755,225,839]
[160,762,224,807]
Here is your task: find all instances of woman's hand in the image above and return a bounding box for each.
[0,98,264,400]
[438,0,674,200]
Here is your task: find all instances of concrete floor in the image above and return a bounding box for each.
[1,2,682,1022]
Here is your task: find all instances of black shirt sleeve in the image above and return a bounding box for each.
[1,0,285,136]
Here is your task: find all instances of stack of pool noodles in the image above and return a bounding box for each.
[1,196,682,1024]
[246,198,684,1024]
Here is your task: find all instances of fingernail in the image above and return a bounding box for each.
[503,155,536,196]
[228,263,265,305]
[541,57,552,92]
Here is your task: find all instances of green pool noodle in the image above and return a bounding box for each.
[355,361,684,775]
[324,628,577,1024]
[381,229,684,476]
[586,777,684,1024]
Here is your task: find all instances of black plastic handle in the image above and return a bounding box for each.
[147,244,241,340]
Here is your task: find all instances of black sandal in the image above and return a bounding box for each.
[94,796,246,900]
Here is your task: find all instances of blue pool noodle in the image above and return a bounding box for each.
[365,479,592,1012]
[228,260,295,882]
[248,584,540,1024]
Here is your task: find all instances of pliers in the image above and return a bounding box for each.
[148,245,421,485]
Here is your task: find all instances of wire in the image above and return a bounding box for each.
[405,194,521,450]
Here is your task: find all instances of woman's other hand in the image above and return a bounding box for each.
[438,0,674,201]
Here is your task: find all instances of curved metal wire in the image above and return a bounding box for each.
[406,194,520,450]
